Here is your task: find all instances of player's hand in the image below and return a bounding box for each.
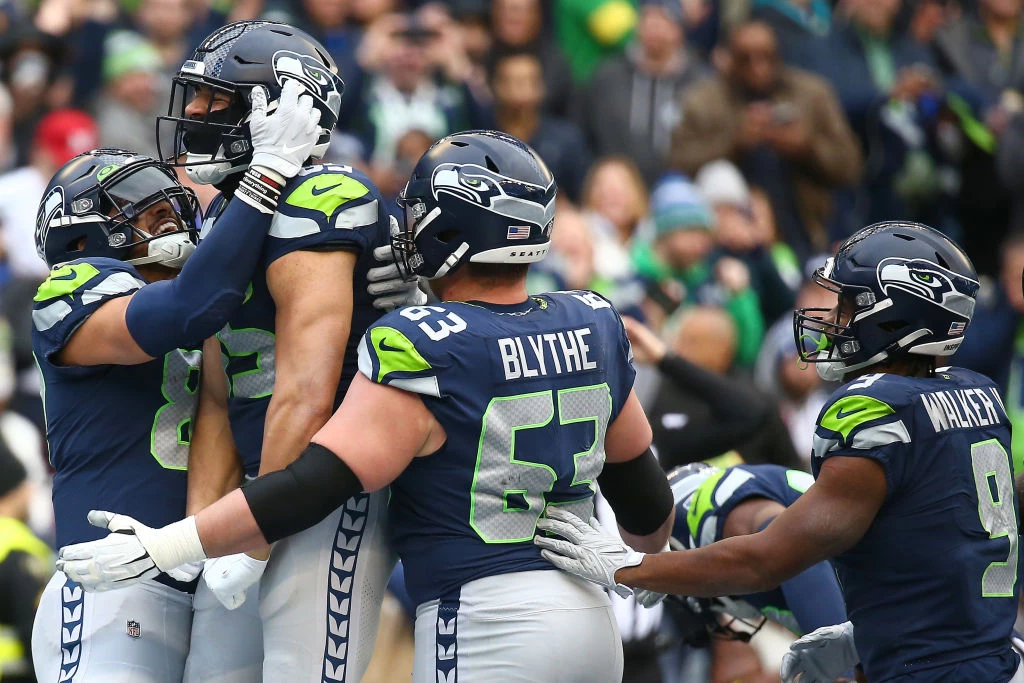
[780,620,858,683]
[249,79,322,181]
[57,511,207,592]
[203,553,268,610]
[533,507,644,599]
[367,216,427,310]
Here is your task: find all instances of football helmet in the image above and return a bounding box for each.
[393,130,556,280]
[158,20,344,186]
[794,222,979,382]
[35,150,200,269]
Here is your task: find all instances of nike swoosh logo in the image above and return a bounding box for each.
[310,180,345,196]
[281,143,309,155]
[835,407,863,420]
[378,337,403,353]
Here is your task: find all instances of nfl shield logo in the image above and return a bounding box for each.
[126,620,141,638]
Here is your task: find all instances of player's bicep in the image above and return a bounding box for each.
[57,294,153,366]
[754,456,885,581]
[604,389,652,463]
[312,373,444,491]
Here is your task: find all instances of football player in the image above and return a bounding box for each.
[667,463,847,639]
[157,21,421,683]
[56,130,677,682]
[534,222,1022,683]
[30,81,324,683]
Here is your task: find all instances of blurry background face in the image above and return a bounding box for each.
[492,0,541,46]
[109,71,157,113]
[847,0,901,33]
[673,307,737,374]
[713,204,756,252]
[658,228,713,270]
[394,128,434,177]
[638,6,682,60]
[303,0,350,29]
[728,24,780,96]
[1001,242,1024,313]
[550,208,596,290]
[492,54,544,112]
[137,0,193,45]
[387,31,430,91]
[350,0,395,25]
[584,161,646,237]
[982,0,1022,19]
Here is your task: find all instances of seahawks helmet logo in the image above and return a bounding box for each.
[876,257,976,318]
[35,186,65,259]
[272,50,342,117]
[431,163,556,231]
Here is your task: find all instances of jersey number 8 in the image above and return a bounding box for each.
[470,384,611,543]
[970,439,1018,598]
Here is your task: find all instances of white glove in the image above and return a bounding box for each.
[367,216,427,310]
[533,507,645,599]
[57,511,207,592]
[202,553,267,610]
[780,620,858,683]
[248,79,322,181]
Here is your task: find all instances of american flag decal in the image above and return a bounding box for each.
[507,225,531,240]
[948,321,967,335]
[127,620,141,638]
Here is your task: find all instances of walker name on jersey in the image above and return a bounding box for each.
[497,327,599,381]
[920,387,1005,434]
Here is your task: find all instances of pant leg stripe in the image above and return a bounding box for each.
[435,592,461,683]
[321,493,369,683]
[58,577,84,682]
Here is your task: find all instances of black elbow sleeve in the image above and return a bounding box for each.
[242,442,364,543]
[598,447,673,536]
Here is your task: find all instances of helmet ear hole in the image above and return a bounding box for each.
[435,229,459,244]
[880,320,907,332]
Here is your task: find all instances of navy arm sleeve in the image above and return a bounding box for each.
[777,559,848,634]
[125,197,271,356]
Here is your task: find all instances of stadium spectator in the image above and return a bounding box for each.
[357,13,489,168]
[695,159,795,325]
[625,310,801,470]
[0,86,13,176]
[670,20,862,260]
[95,31,164,157]
[954,232,1024,471]
[749,0,832,68]
[0,24,68,165]
[488,0,575,116]
[554,0,638,83]
[491,52,591,201]
[580,0,708,185]
[934,0,1023,275]
[0,443,51,683]
[134,0,196,74]
[0,109,97,281]
[998,107,1024,232]
[631,174,765,367]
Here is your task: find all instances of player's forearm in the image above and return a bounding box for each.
[616,532,794,596]
[186,423,243,515]
[195,489,269,557]
[258,390,335,475]
[125,196,274,357]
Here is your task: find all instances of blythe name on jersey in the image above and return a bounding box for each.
[920,387,1004,433]
[497,327,598,381]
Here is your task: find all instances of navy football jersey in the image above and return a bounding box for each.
[674,464,841,635]
[32,258,201,550]
[357,291,635,606]
[812,368,1019,682]
[202,164,390,475]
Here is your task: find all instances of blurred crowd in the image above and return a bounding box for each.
[1,0,1024,681]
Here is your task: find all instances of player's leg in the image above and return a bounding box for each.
[412,570,623,683]
[32,572,192,683]
[260,490,395,683]
[183,577,263,683]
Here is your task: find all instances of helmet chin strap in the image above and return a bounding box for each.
[126,233,196,270]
